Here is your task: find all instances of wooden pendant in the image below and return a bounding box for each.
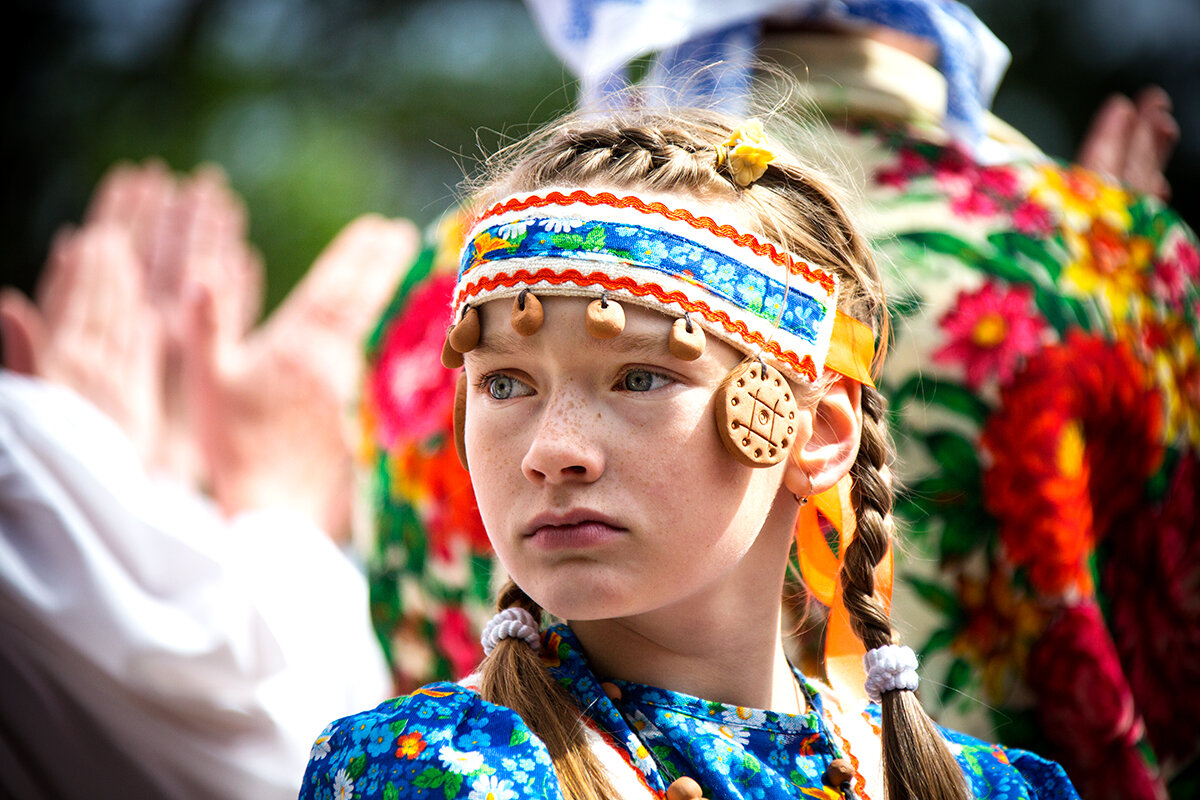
[441,332,464,368]
[669,315,706,360]
[453,372,468,471]
[511,289,544,335]
[665,776,703,800]
[585,296,625,339]
[714,359,798,467]
[448,305,481,353]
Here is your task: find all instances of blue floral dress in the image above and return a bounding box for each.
[300,625,1077,799]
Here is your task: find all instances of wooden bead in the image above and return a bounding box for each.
[714,359,798,467]
[585,297,625,339]
[452,373,468,471]
[665,776,703,800]
[600,682,622,701]
[511,290,544,336]
[668,315,706,360]
[448,306,481,353]
[823,758,855,788]
[441,332,464,368]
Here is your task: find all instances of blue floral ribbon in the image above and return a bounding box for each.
[460,216,829,346]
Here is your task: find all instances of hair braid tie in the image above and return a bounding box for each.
[481,608,542,656]
[863,644,919,703]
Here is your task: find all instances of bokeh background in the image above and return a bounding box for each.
[5,0,1199,310]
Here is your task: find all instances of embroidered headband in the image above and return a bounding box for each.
[451,188,874,388]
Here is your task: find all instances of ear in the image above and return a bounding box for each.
[783,377,862,498]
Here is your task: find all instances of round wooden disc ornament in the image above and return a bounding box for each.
[714,358,799,467]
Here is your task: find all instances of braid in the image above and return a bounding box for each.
[478,581,617,800]
[842,386,970,800]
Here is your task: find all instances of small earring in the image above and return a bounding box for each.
[714,356,798,468]
[669,312,706,360]
[511,289,544,335]
[453,372,469,471]
[586,292,625,339]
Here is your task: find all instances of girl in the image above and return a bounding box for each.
[301,108,1077,800]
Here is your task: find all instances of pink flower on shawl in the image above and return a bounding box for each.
[1011,200,1055,236]
[875,147,930,189]
[436,606,483,680]
[366,273,458,448]
[934,281,1046,390]
[950,187,999,218]
[1027,602,1164,800]
[978,165,1020,199]
[1150,237,1200,309]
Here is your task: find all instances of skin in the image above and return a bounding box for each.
[464,295,861,712]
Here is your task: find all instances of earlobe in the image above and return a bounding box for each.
[783,377,862,498]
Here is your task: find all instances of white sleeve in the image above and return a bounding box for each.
[0,371,391,800]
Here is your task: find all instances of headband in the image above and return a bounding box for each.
[453,188,874,388]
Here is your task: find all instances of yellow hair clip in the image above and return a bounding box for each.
[715,119,775,187]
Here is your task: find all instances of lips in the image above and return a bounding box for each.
[524,509,627,549]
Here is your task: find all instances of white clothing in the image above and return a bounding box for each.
[0,371,390,799]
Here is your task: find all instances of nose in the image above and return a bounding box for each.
[520,390,605,485]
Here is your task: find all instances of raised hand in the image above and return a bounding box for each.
[1077,85,1179,201]
[183,215,419,538]
[0,225,163,461]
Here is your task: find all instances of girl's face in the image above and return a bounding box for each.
[463,296,802,623]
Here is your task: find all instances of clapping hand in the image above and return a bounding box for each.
[183,215,418,539]
[1077,86,1179,201]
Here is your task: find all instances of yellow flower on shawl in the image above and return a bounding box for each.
[1030,164,1132,232]
[1060,219,1154,320]
[717,119,775,187]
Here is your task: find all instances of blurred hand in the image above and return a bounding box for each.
[0,226,163,461]
[183,215,419,539]
[83,160,264,480]
[1077,86,1179,201]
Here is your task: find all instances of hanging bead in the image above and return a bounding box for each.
[823,758,856,797]
[511,289,544,335]
[669,313,706,360]
[452,373,468,471]
[714,358,798,467]
[599,682,622,701]
[665,776,703,800]
[448,305,481,353]
[585,295,625,339]
[441,332,464,368]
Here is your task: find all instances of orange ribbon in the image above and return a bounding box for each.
[825,312,876,388]
[796,474,893,709]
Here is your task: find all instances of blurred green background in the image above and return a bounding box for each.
[6,0,1199,312]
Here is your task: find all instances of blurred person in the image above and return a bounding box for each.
[357,2,1198,799]
[0,162,415,799]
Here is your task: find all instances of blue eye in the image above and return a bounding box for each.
[620,369,670,392]
[484,374,533,400]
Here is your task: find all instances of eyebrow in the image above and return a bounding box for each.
[472,330,671,358]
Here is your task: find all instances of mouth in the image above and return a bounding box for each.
[523,509,627,549]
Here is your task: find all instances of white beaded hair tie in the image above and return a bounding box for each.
[480,608,542,656]
[863,644,920,703]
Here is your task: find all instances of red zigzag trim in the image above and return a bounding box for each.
[475,190,837,296]
[457,267,819,382]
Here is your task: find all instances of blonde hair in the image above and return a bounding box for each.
[470,105,968,800]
